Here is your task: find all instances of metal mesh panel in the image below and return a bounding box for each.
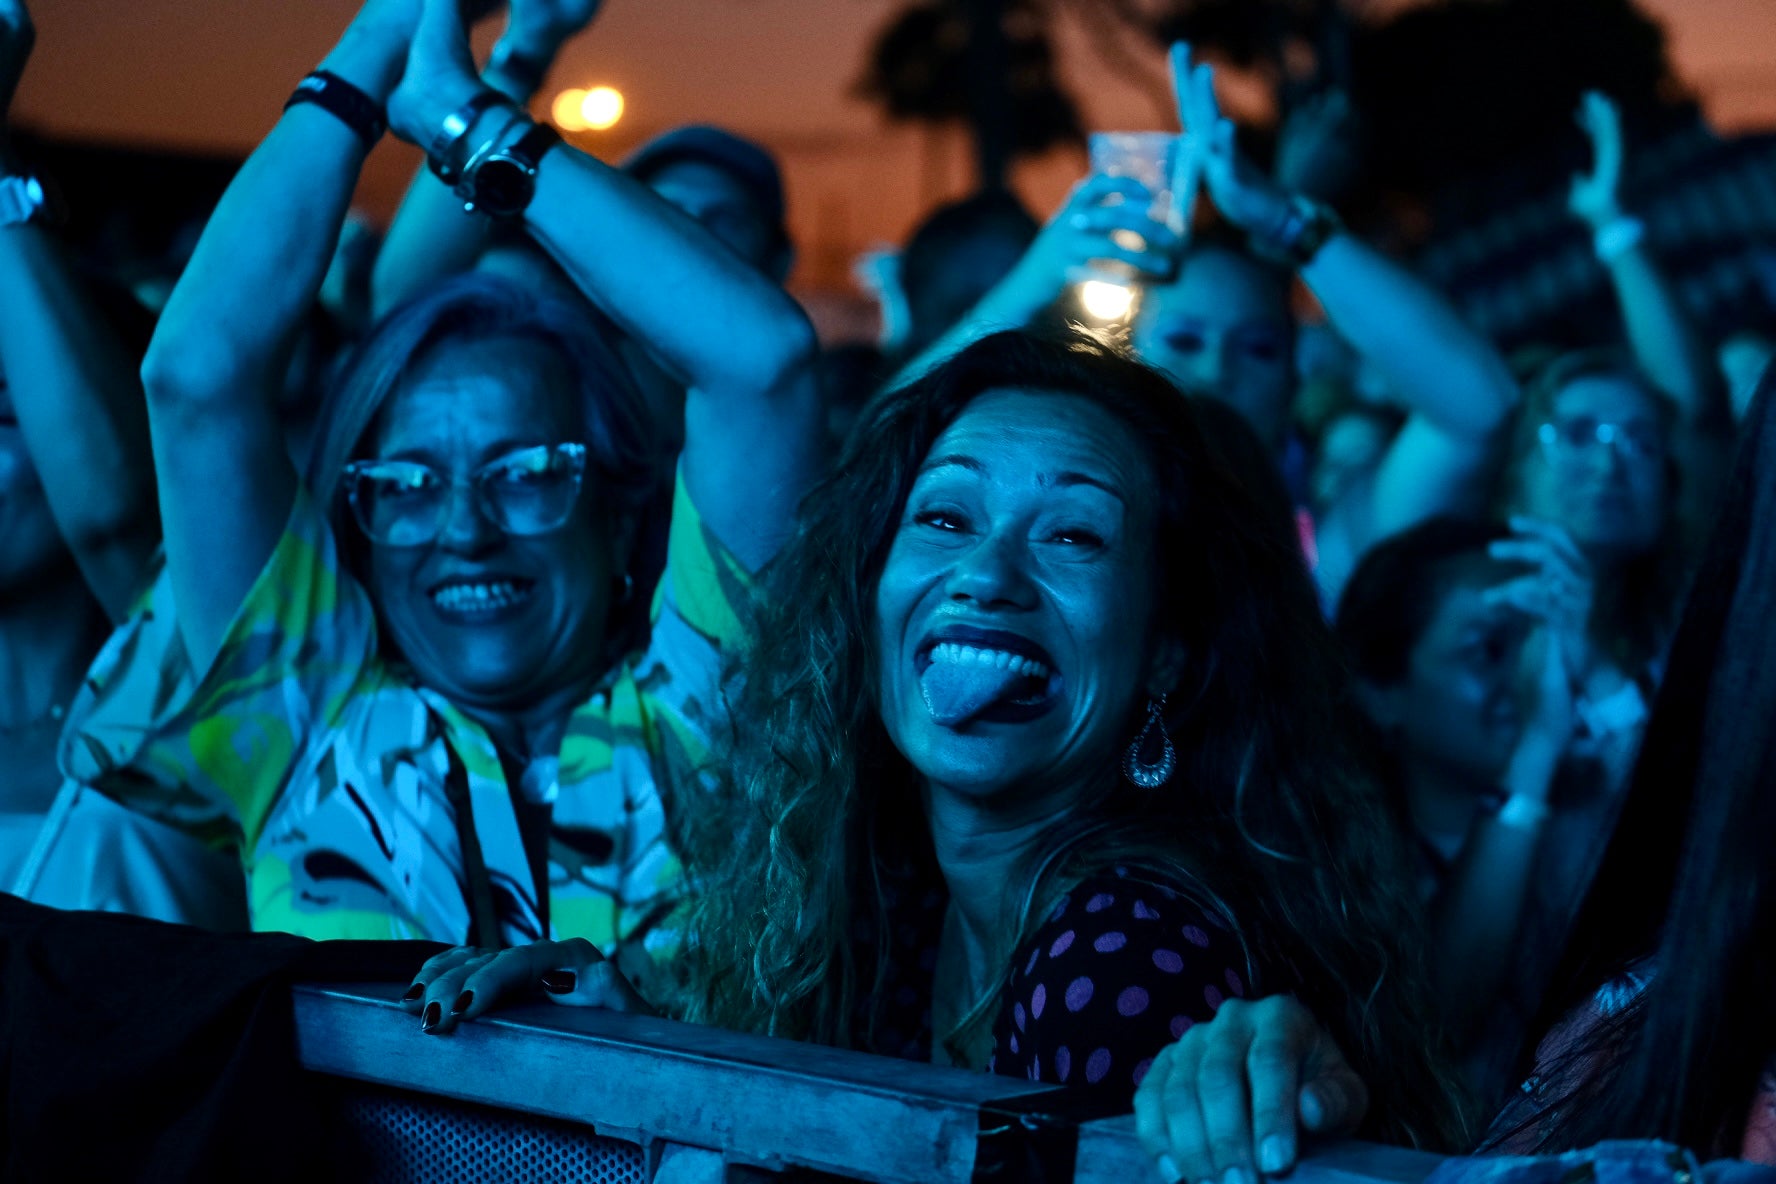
[322,1078,649,1184]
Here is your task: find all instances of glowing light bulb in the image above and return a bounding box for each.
[579,86,625,131]
[1080,280,1135,322]
[552,88,590,132]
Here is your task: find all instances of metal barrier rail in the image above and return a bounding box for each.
[293,983,1450,1184]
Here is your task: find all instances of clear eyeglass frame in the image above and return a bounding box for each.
[341,442,589,548]
[1536,417,1664,464]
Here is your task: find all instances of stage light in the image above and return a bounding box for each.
[580,86,625,131]
[1080,280,1134,321]
[552,88,590,131]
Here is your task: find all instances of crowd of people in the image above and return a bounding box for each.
[1,0,1774,1177]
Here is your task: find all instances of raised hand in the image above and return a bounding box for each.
[1172,43,1293,240]
[1133,996,1368,1184]
[1569,90,1626,229]
[503,0,605,58]
[387,0,489,147]
[1030,173,1183,289]
[1274,89,1364,204]
[0,0,36,128]
[1484,516,1597,686]
[400,938,654,1034]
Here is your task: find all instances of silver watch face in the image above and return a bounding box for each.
[469,156,536,219]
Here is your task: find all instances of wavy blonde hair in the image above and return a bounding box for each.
[674,331,1470,1148]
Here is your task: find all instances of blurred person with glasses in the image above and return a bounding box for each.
[58,0,822,999]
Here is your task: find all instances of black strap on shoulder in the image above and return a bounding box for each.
[442,741,505,950]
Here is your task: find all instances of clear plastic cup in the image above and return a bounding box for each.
[1088,131,1182,227]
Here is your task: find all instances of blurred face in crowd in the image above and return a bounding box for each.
[1131,245,1295,453]
[645,159,786,281]
[0,378,68,594]
[904,228,1033,356]
[1311,408,1394,512]
[361,337,622,713]
[874,389,1172,811]
[1367,558,1530,791]
[1516,374,1668,562]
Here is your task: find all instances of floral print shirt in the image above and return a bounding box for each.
[61,470,745,983]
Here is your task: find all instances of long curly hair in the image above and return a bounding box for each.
[675,331,1468,1149]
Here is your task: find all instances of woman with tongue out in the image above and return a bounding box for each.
[409,331,1465,1146]
[65,0,822,998]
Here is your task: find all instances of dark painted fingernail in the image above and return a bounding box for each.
[451,991,474,1015]
[540,970,576,995]
[402,983,425,1002]
[421,1001,442,1031]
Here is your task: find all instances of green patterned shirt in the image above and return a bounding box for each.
[62,470,745,977]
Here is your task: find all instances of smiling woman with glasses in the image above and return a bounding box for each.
[60,0,823,993]
[342,442,589,548]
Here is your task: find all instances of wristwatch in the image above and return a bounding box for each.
[427,90,513,185]
[1256,196,1343,269]
[455,121,562,219]
[0,173,59,227]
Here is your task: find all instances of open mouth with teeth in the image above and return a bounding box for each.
[914,632,1064,727]
[428,577,538,621]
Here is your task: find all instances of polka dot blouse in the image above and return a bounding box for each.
[986,873,1253,1106]
[855,868,1256,1111]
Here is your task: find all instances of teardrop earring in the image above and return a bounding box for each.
[1122,694,1176,788]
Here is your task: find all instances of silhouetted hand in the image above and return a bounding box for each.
[1569,91,1626,230]
[1275,90,1364,204]
[1133,995,1368,1183]
[0,0,36,129]
[400,938,655,1035]
[503,0,604,58]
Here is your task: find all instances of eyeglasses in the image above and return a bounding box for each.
[342,443,588,547]
[1536,416,1664,464]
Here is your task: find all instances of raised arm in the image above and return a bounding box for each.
[1177,49,1519,597]
[0,0,156,620]
[888,175,1180,389]
[1569,92,1726,430]
[386,0,822,572]
[140,1,415,671]
[371,0,599,319]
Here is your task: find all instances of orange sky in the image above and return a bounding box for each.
[12,0,1776,292]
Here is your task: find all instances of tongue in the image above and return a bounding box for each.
[920,661,1030,727]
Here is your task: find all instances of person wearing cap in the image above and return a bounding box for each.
[621,124,793,285]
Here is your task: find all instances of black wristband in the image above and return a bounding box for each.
[285,71,387,147]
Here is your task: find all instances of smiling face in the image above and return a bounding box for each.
[363,336,621,713]
[872,388,1171,805]
[1515,374,1668,560]
[1130,245,1295,452]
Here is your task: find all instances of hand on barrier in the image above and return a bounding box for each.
[400,937,655,1035]
[1132,995,1368,1184]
